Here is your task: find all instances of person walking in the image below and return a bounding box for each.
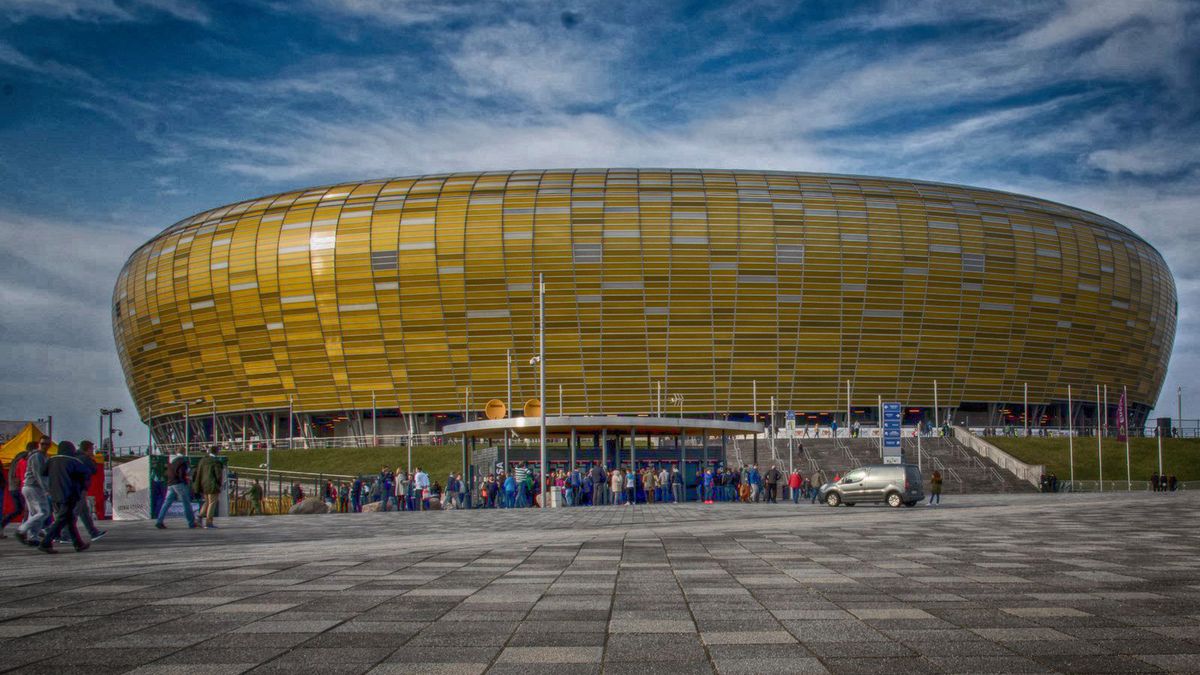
[610,466,625,506]
[246,480,263,515]
[671,466,683,504]
[191,445,224,528]
[625,467,637,505]
[73,441,106,540]
[16,436,52,546]
[702,468,714,504]
[155,452,196,529]
[929,470,942,506]
[0,441,33,537]
[37,441,91,554]
[514,463,530,508]
[764,465,782,503]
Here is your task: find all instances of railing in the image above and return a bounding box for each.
[951,426,1044,487]
[1057,480,1189,492]
[147,434,447,456]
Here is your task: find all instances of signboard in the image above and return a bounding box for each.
[882,401,902,464]
[785,411,796,438]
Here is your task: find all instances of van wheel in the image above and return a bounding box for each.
[886,492,903,508]
[825,492,841,507]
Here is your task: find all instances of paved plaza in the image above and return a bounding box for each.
[1,492,1199,673]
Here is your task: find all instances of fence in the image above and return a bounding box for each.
[951,426,1044,487]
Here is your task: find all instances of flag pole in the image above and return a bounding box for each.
[1096,384,1103,492]
[1123,385,1130,491]
[1067,384,1074,488]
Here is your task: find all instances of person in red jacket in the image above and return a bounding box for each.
[789,469,803,504]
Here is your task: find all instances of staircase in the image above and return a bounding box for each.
[735,435,1036,494]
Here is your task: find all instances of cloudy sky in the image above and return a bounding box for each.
[1,0,1197,443]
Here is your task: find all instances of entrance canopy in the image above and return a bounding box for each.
[443,415,762,440]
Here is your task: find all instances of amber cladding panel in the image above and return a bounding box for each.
[113,170,1177,420]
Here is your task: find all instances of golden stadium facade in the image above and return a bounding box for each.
[112,169,1176,442]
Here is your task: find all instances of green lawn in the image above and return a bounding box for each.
[223,445,468,481]
[987,436,1200,481]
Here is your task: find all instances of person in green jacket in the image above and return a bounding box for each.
[191,446,224,528]
[245,479,262,515]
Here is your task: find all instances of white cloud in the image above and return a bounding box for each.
[448,20,624,106]
[0,0,209,24]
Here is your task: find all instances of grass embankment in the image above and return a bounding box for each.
[223,445,466,481]
[987,436,1200,481]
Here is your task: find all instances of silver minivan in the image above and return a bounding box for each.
[819,464,924,507]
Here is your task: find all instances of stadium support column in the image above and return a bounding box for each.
[630,426,637,470]
[570,427,577,471]
[752,380,758,464]
[601,428,608,469]
[462,386,470,482]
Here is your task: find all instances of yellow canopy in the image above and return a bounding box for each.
[0,423,57,466]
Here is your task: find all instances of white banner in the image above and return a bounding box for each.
[113,456,151,521]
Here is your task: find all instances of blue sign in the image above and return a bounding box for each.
[883,401,902,450]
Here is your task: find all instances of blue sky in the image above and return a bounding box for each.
[1,0,1198,443]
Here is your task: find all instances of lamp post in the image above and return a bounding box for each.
[1157,423,1164,479]
[1023,382,1029,438]
[168,398,205,455]
[537,273,546,504]
[1096,384,1103,492]
[670,393,683,419]
[1067,384,1074,488]
[506,348,512,470]
[100,407,123,517]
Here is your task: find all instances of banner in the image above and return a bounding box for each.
[113,456,151,520]
[1117,388,1128,442]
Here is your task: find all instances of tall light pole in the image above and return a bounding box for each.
[537,273,547,504]
[505,348,512,470]
[168,398,204,455]
[1096,384,1103,492]
[1179,386,1184,437]
[100,407,123,516]
[1067,384,1074,488]
[1124,384,1131,490]
[287,394,294,451]
[1023,382,1029,438]
[211,400,218,447]
[1157,423,1164,479]
[670,393,683,419]
[371,390,377,446]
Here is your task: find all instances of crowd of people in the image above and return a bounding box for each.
[283,461,851,511]
[0,436,107,553]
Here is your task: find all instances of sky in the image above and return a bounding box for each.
[1,0,1198,444]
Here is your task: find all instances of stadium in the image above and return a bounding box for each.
[112,169,1176,447]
